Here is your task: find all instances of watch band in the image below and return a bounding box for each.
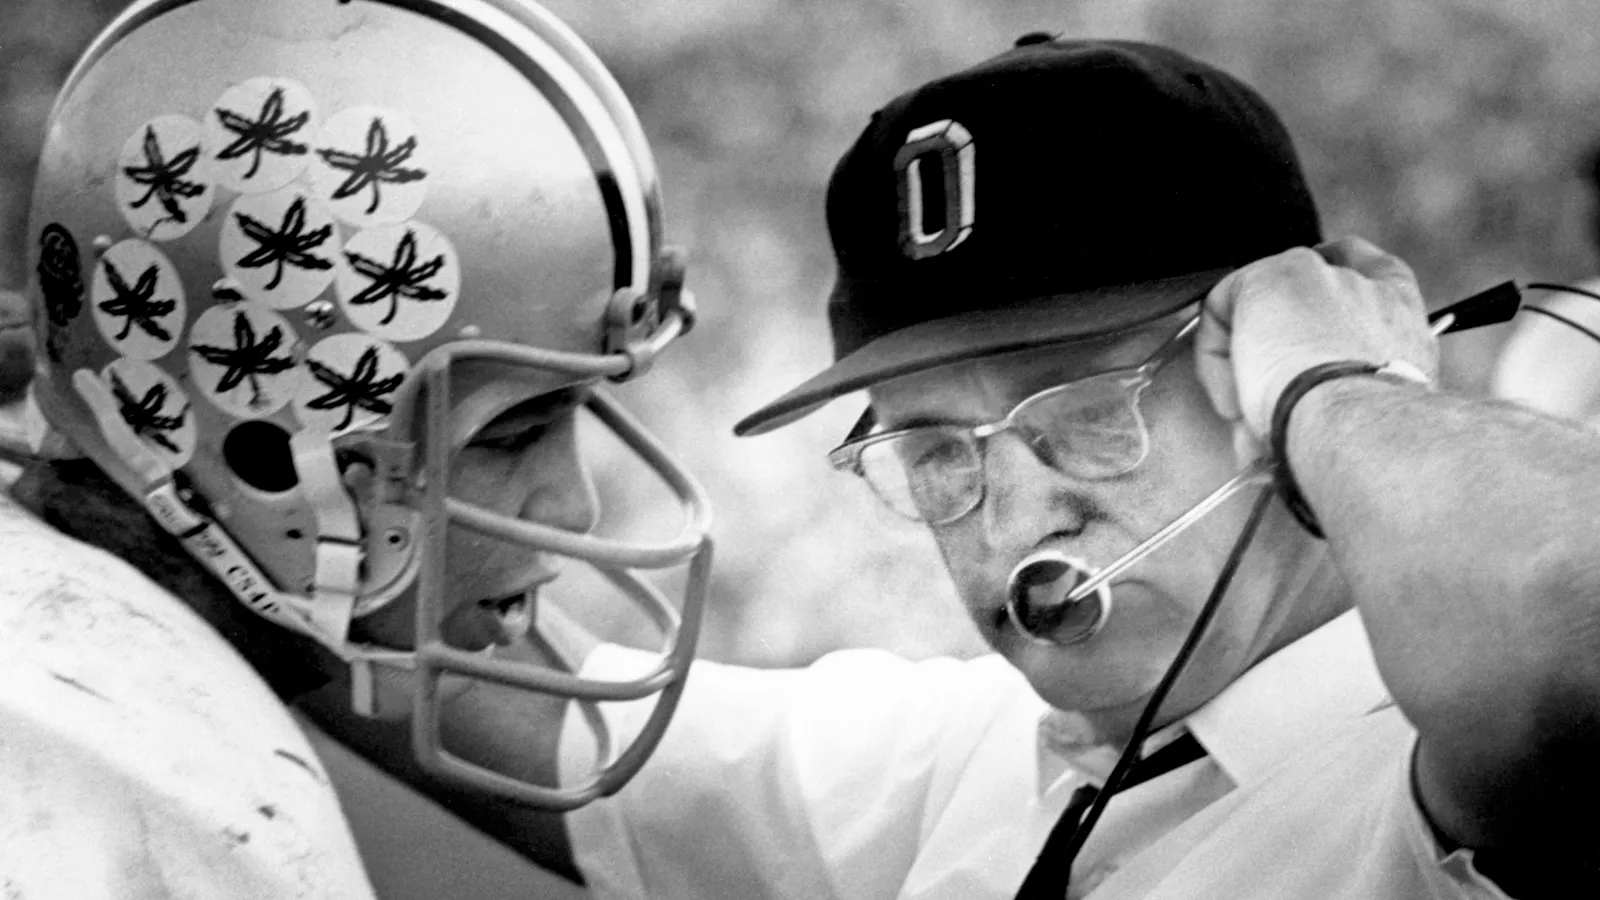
[1268,359,1430,538]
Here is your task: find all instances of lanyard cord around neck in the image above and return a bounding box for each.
[1014,484,1275,899]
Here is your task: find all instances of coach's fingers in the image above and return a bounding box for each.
[1195,267,1244,425]
[1315,237,1423,302]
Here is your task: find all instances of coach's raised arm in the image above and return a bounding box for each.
[1202,237,1600,890]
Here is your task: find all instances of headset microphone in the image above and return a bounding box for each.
[1005,460,1270,644]
[1006,553,1109,644]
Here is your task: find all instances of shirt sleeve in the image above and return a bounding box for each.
[560,645,1042,900]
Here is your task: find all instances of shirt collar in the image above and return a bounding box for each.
[1036,608,1390,796]
[1185,608,1390,785]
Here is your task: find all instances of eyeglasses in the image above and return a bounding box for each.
[828,314,1199,524]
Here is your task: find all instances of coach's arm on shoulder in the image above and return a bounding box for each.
[1291,367,1600,891]
[296,602,602,883]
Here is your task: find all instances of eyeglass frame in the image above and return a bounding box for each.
[827,312,1201,525]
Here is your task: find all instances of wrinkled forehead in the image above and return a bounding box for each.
[868,306,1193,426]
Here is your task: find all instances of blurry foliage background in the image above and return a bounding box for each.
[3,0,1598,668]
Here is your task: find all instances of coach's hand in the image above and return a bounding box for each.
[1194,237,1438,465]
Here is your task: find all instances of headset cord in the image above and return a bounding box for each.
[1520,281,1600,346]
[1014,484,1275,899]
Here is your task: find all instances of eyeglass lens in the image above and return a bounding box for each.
[860,371,1151,522]
[858,427,984,521]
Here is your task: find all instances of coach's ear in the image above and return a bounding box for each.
[0,289,34,405]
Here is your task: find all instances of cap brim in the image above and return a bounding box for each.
[733,266,1232,436]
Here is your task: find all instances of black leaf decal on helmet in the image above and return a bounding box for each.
[305,345,404,431]
[108,368,189,454]
[316,117,427,215]
[343,228,448,325]
[190,311,297,408]
[121,125,206,231]
[36,224,84,362]
[214,86,311,180]
[97,259,177,342]
[233,195,335,290]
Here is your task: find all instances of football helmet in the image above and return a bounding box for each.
[20,0,709,810]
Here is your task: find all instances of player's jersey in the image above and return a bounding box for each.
[0,489,375,898]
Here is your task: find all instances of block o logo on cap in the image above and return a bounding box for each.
[894,119,974,260]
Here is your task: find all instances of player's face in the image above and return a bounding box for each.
[356,361,599,652]
[868,313,1318,736]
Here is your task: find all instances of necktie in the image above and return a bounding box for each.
[1013,731,1207,900]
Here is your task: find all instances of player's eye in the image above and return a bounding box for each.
[467,388,584,452]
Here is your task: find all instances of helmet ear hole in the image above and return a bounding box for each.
[223,421,300,494]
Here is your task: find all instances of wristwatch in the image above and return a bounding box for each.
[1269,358,1432,537]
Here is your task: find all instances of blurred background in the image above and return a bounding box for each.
[5,1,1600,897]
[4,0,1600,672]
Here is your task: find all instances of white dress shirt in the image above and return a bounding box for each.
[562,610,1511,899]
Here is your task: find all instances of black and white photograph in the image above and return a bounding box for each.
[1,1,1597,897]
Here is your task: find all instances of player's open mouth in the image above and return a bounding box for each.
[477,590,534,646]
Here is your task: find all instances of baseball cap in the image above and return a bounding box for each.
[734,36,1321,437]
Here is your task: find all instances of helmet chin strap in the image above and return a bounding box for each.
[289,430,440,719]
[73,369,321,637]
[289,431,359,647]
[72,368,484,719]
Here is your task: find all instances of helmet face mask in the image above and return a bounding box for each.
[23,0,707,809]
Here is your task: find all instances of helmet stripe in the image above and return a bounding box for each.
[378,0,648,292]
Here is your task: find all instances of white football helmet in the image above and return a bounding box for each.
[20,0,709,810]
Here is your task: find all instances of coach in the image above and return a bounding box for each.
[711,37,1600,898]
